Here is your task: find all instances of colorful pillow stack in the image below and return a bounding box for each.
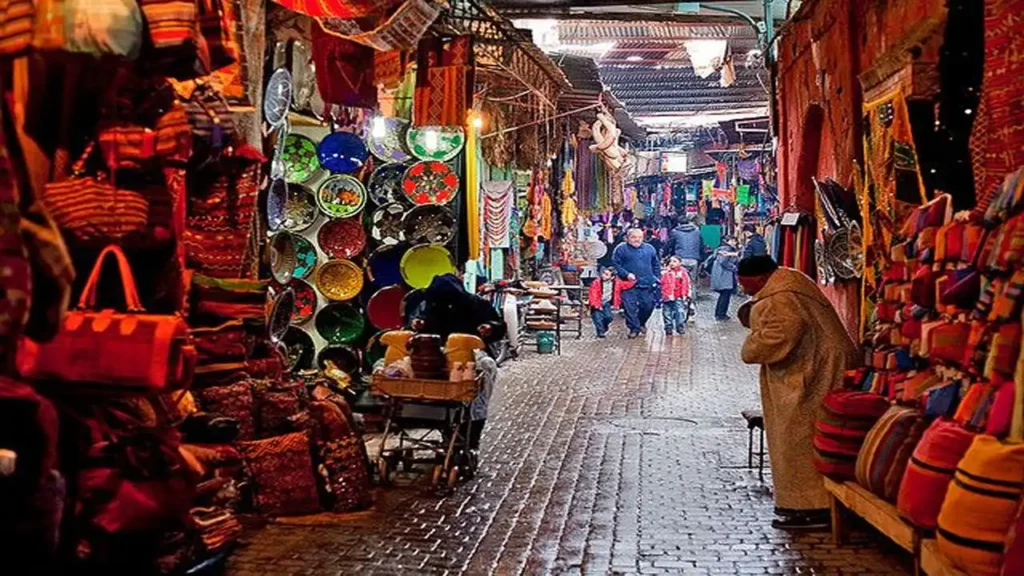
[896,418,977,529]
[813,390,892,480]
[855,405,929,502]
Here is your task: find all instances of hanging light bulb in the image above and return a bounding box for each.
[371,116,387,139]
[425,129,439,151]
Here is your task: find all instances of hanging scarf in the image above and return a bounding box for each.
[482,181,513,249]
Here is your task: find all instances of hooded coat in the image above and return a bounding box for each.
[665,223,704,262]
[740,268,859,510]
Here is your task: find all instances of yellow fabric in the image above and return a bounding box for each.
[465,114,481,260]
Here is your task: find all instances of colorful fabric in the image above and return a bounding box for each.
[311,22,377,109]
[897,418,976,530]
[273,0,399,18]
[238,432,321,516]
[855,406,928,502]
[937,435,1024,576]
[194,381,255,440]
[413,35,473,127]
[813,391,892,480]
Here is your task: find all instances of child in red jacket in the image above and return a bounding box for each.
[588,267,634,338]
[661,255,692,335]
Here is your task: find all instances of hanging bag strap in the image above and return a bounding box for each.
[77,245,144,311]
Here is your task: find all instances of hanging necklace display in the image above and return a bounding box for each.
[402,161,459,205]
[264,68,293,128]
[482,181,513,248]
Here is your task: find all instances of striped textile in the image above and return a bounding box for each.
[139,0,198,49]
[0,0,32,56]
[897,418,976,530]
[813,391,892,481]
[937,435,1024,576]
[855,406,929,502]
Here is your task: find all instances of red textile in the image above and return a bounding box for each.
[311,22,377,109]
[896,419,976,530]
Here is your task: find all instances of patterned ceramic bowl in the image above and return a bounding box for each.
[316,259,364,301]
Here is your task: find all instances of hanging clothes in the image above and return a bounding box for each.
[413,35,474,126]
[482,181,513,249]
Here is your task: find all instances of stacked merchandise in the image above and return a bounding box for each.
[813,170,1024,576]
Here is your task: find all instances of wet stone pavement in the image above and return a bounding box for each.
[228,296,914,575]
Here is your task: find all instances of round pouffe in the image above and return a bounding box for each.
[366,285,407,330]
[318,217,367,259]
[316,259,364,301]
[317,131,368,174]
[315,302,366,345]
[400,244,455,289]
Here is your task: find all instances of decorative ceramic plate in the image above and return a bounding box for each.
[403,204,456,245]
[282,134,320,183]
[293,235,318,279]
[266,177,288,231]
[316,345,361,374]
[367,285,406,330]
[283,327,315,371]
[371,202,406,245]
[266,286,295,345]
[368,162,408,206]
[402,161,459,206]
[269,231,297,284]
[264,68,293,128]
[400,244,456,289]
[316,174,367,219]
[367,244,407,287]
[316,259,364,301]
[406,126,465,162]
[279,183,319,233]
[367,117,412,163]
[282,278,317,324]
[317,217,366,259]
[315,302,366,345]
[317,131,369,174]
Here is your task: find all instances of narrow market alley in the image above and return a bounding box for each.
[229,298,912,576]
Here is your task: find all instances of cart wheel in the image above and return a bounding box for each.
[377,459,391,485]
[447,466,460,489]
[431,464,443,487]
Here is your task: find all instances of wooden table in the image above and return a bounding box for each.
[824,477,920,572]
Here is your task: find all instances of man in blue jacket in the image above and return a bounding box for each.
[613,228,661,338]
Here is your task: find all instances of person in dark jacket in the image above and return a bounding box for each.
[612,229,661,338]
[743,225,768,258]
[407,274,507,346]
[710,237,740,320]
[665,216,704,294]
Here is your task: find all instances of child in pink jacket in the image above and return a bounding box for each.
[660,255,692,335]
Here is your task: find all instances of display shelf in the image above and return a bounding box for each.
[824,477,919,554]
[919,539,968,576]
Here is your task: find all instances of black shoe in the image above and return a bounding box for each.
[771,511,830,531]
[596,333,607,339]
[664,331,673,337]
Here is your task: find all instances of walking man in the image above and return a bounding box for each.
[737,256,859,530]
[612,228,661,338]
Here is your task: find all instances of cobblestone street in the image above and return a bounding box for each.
[229,297,913,575]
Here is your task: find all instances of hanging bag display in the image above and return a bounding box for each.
[41,143,150,247]
[17,246,196,393]
[937,313,1024,575]
[179,80,237,155]
[138,0,206,78]
[196,0,238,70]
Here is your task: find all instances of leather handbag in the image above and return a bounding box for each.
[17,246,196,392]
[42,143,150,247]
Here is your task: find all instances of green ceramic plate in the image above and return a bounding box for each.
[282,133,320,183]
[405,126,465,162]
[315,302,366,345]
[317,174,367,219]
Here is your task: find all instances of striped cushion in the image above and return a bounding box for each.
[855,406,929,502]
[937,435,1024,576]
[813,391,892,480]
[896,419,976,530]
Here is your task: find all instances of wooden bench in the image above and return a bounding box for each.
[919,539,968,576]
[824,477,921,574]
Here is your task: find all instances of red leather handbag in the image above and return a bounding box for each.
[17,246,196,392]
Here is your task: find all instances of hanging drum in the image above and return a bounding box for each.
[366,285,407,331]
[316,259,364,301]
[282,326,315,371]
[317,217,366,259]
[292,234,318,279]
[315,302,366,345]
[403,205,455,245]
[317,174,367,219]
[400,244,455,289]
[317,131,369,174]
[367,117,412,163]
[367,244,407,287]
[371,202,406,245]
[406,126,465,162]
[368,162,408,206]
[402,161,459,206]
[268,231,297,284]
[316,345,361,374]
[282,133,320,183]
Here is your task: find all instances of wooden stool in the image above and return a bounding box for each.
[741,409,766,481]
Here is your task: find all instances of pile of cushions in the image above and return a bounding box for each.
[813,390,891,480]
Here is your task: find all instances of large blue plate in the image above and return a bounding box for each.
[317,132,369,174]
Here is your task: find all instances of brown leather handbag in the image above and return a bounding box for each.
[17,245,196,392]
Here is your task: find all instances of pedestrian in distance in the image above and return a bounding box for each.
[612,228,661,339]
[709,236,740,320]
[660,255,691,336]
[737,255,859,530]
[587,266,633,338]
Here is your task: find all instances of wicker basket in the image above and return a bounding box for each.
[371,375,480,402]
